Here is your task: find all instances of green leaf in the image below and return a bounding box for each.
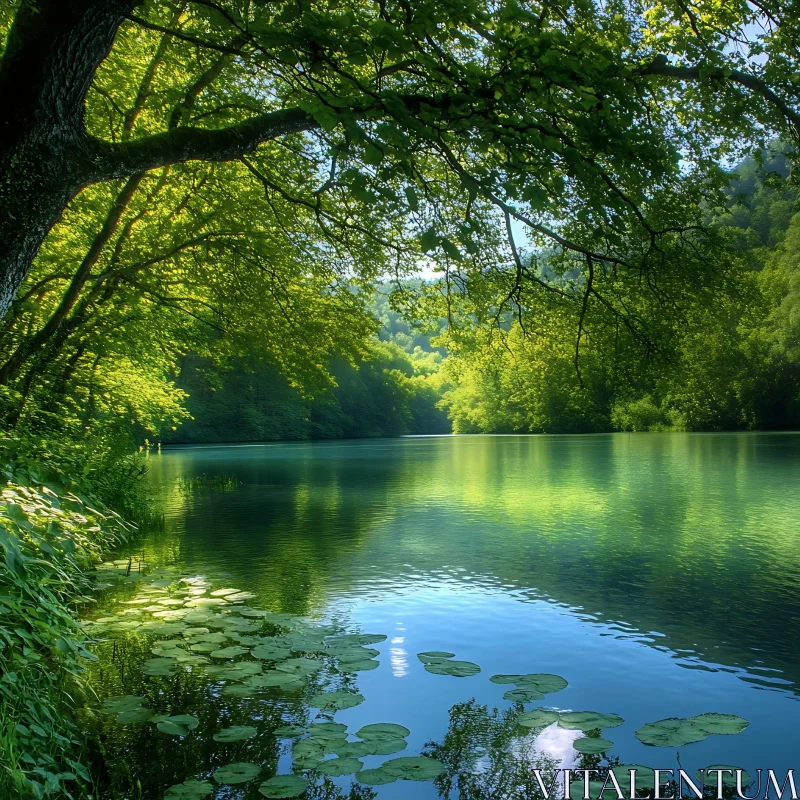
[420,228,439,253]
[440,238,462,261]
[404,186,420,211]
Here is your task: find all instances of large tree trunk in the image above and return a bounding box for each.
[0,0,133,318]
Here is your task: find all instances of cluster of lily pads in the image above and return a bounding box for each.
[99,695,200,735]
[84,568,452,797]
[82,573,386,695]
[84,563,754,799]
[489,672,569,703]
[635,714,749,747]
[418,651,481,677]
[285,721,444,785]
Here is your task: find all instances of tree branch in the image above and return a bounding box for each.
[86,108,319,179]
[641,57,800,132]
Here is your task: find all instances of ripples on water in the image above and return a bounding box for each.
[88,433,800,797]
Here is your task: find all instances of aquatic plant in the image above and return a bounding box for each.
[635,714,749,747]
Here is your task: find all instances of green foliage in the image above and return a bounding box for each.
[439,156,800,435]
[0,447,133,799]
[169,340,451,442]
[611,397,683,433]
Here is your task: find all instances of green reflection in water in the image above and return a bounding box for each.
[85,433,800,797]
[144,434,800,688]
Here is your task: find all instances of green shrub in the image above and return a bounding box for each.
[611,396,685,432]
[0,443,133,799]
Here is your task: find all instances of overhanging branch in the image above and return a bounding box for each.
[641,58,800,132]
[85,108,319,180]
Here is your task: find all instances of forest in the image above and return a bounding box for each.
[2,0,800,798]
[72,148,800,445]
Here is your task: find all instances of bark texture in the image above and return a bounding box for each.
[0,0,315,320]
[0,0,134,318]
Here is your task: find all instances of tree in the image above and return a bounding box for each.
[2,0,800,324]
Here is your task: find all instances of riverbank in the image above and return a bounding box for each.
[0,458,134,799]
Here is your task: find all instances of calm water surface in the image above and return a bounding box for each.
[98,433,800,797]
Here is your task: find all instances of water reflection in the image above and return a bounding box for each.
[146,434,800,689]
[119,433,800,790]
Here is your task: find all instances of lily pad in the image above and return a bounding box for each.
[155,714,200,736]
[116,707,155,724]
[210,588,240,597]
[338,658,379,672]
[206,662,262,680]
[213,762,261,784]
[164,780,213,799]
[490,674,529,685]
[417,651,455,663]
[252,643,293,661]
[424,660,480,678]
[610,766,657,792]
[697,766,751,788]
[365,738,408,756]
[318,757,363,777]
[293,740,325,759]
[308,691,365,712]
[213,725,258,743]
[503,688,544,702]
[186,597,228,608]
[276,657,323,676]
[569,779,607,800]
[141,658,177,677]
[258,775,309,798]
[209,646,249,659]
[492,673,567,696]
[245,671,303,690]
[189,643,218,654]
[558,712,624,731]
[517,674,568,693]
[690,713,749,736]
[225,591,256,602]
[574,737,613,754]
[357,768,398,786]
[286,635,328,653]
[326,633,386,646]
[190,632,227,644]
[381,756,446,781]
[234,607,270,618]
[140,622,187,635]
[329,646,380,660]
[517,709,560,729]
[356,723,411,741]
[100,695,146,715]
[635,717,708,747]
[308,722,348,737]
[184,612,212,624]
[333,741,374,759]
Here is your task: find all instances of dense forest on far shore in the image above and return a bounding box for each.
[169,150,800,443]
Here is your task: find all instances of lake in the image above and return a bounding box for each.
[88,433,800,799]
